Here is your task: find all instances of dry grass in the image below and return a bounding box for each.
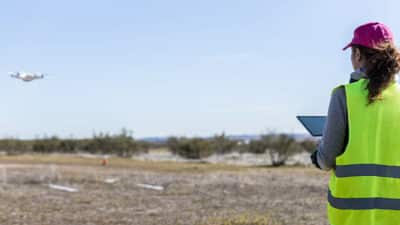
[0,154,329,225]
[0,154,251,173]
[202,213,278,225]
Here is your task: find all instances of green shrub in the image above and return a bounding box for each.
[210,133,238,155]
[299,138,318,153]
[79,130,147,157]
[263,134,300,167]
[245,134,301,166]
[0,139,32,154]
[33,136,61,153]
[247,139,267,154]
[167,137,214,159]
[0,128,148,157]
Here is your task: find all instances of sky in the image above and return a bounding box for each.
[1,0,400,139]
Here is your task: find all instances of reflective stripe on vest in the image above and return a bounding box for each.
[335,164,400,178]
[328,190,400,210]
[328,79,400,225]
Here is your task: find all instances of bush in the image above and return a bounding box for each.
[0,139,32,154]
[299,138,318,153]
[210,133,238,155]
[0,128,148,157]
[32,137,79,154]
[80,130,147,157]
[167,137,180,155]
[247,139,267,154]
[58,139,78,153]
[246,134,301,166]
[167,137,214,159]
[33,136,61,153]
[263,134,300,167]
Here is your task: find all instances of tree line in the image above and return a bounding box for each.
[168,134,317,166]
[0,129,148,157]
[0,131,318,166]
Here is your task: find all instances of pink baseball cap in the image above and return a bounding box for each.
[343,22,394,50]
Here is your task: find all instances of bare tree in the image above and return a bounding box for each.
[263,134,300,167]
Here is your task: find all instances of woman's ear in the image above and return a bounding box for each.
[351,47,364,70]
[354,48,362,63]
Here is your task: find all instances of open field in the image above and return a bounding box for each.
[0,154,329,225]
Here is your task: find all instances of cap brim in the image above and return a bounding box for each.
[342,43,352,51]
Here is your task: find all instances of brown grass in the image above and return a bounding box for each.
[0,154,329,225]
[201,213,279,225]
[0,154,252,173]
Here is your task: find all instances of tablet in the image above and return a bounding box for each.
[296,115,326,137]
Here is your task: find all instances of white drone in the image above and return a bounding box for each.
[9,72,46,82]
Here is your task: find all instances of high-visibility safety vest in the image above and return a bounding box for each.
[328,78,400,225]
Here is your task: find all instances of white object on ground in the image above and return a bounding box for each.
[49,184,79,193]
[104,178,119,184]
[136,183,164,191]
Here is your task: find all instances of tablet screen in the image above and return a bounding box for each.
[296,116,326,136]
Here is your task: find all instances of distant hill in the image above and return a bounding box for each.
[139,137,169,144]
[139,133,314,144]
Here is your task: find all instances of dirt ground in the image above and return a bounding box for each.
[0,155,330,225]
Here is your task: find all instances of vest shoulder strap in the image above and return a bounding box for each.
[331,84,345,95]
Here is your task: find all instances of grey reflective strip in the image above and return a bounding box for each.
[328,190,400,210]
[336,164,400,178]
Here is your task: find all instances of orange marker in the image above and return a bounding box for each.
[101,159,108,166]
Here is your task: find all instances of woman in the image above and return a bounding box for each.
[311,22,400,225]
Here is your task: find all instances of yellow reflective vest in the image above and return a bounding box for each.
[328,78,400,225]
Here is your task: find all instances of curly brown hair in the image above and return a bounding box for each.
[352,43,400,104]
